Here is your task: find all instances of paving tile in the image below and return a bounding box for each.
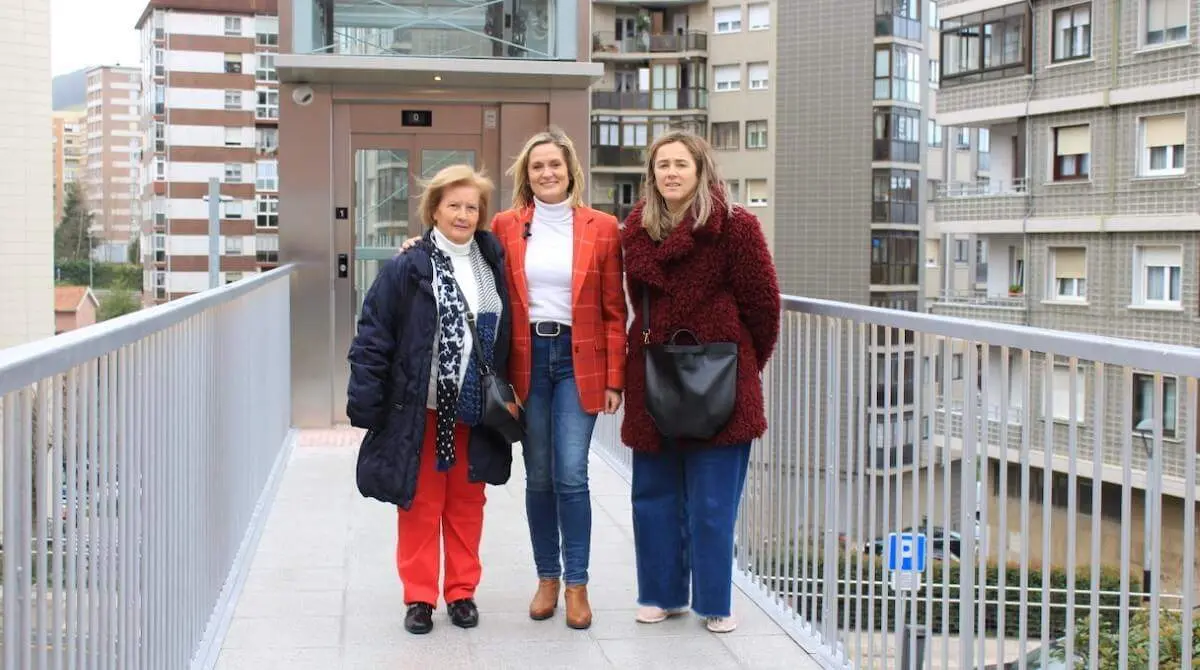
[596,634,743,669]
[215,647,342,670]
[221,614,341,649]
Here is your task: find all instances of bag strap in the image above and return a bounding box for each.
[641,289,652,345]
[446,270,494,376]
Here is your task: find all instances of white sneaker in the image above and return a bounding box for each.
[635,605,689,623]
[705,616,737,633]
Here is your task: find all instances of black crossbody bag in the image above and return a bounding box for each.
[451,280,526,444]
[641,289,739,441]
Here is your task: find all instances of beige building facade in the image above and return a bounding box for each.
[52,109,87,226]
[84,66,143,263]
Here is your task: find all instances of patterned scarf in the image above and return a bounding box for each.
[428,241,502,472]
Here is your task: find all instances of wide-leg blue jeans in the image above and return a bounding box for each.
[631,442,752,618]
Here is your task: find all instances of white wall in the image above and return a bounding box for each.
[165,271,210,294]
[167,234,262,256]
[167,87,254,112]
[166,12,241,38]
[167,161,256,183]
[0,0,53,348]
[168,124,253,148]
[165,197,254,220]
[167,50,254,75]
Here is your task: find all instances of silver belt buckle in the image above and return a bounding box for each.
[534,322,561,337]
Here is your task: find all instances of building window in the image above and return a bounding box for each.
[224,236,243,255]
[927,121,943,147]
[1052,125,1091,180]
[954,239,969,263]
[978,128,991,170]
[711,122,739,149]
[1143,0,1188,46]
[940,4,1030,85]
[224,17,242,36]
[257,127,278,154]
[872,168,919,224]
[256,234,279,264]
[713,64,740,91]
[621,117,649,146]
[928,0,938,28]
[152,233,166,263]
[223,53,243,74]
[154,157,165,181]
[1134,245,1182,307]
[955,128,970,149]
[1047,362,1087,422]
[725,179,741,203]
[745,179,768,207]
[1139,114,1186,177]
[871,231,919,285]
[225,272,245,284]
[714,6,741,33]
[224,163,243,183]
[1049,247,1087,300]
[748,3,770,30]
[256,53,277,82]
[748,62,769,90]
[224,90,242,110]
[876,0,922,41]
[1052,4,1092,62]
[256,89,279,119]
[257,195,279,228]
[224,126,242,147]
[1133,373,1178,438]
[929,58,940,85]
[746,120,768,149]
[153,48,165,76]
[594,116,619,146]
[874,45,920,103]
[256,16,279,46]
[153,122,165,152]
[153,9,165,39]
[225,200,244,219]
[874,107,921,162]
[256,160,278,191]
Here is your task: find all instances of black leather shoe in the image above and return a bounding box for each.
[448,598,479,628]
[404,602,434,634]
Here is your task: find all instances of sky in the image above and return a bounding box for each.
[51,0,146,76]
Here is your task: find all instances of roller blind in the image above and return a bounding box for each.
[1144,114,1186,147]
[746,179,767,202]
[1053,248,1086,279]
[1055,125,1091,155]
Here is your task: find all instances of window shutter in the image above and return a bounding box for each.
[1055,125,1090,155]
[1053,248,1086,279]
[1144,114,1186,147]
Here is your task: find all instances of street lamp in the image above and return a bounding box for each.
[1135,417,1156,601]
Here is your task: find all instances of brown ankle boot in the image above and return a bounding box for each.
[529,578,560,620]
[564,585,592,629]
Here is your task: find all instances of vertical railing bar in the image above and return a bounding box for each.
[1118,365,1133,670]
[22,385,37,670]
[65,367,80,670]
[2,390,23,670]
[52,373,67,670]
[959,340,977,670]
[882,327,894,663]
[866,324,879,666]
[1088,362,1104,670]
[1039,353,1054,669]
[924,336,937,669]
[997,346,1011,664]
[940,339,953,670]
[854,322,868,663]
[1064,356,1080,670]
[907,331,922,670]
[99,353,111,670]
[839,320,854,648]
[823,319,841,646]
[784,314,800,622]
[1017,350,1031,670]
[799,315,813,629]
[36,378,51,670]
[1180,377,1196,670]
[770,313,787,603]
[1147,373,1162,670]
[811,318,824,636]
[976,343,990,670]
[107,351,119,670]
[116,346,130,670]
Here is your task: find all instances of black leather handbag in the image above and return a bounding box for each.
[454,283,526,444]
[641,290,738,441]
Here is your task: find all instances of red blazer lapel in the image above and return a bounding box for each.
[508,205,535,310]
[571,208,598,309]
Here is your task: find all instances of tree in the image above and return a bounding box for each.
[127,236,141,265]
[54,182,93,262]
[98,278,142,321]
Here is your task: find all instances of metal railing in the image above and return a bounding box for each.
[591,88,708,111]
[935,289,1027,309]
[0,265,295,669]
[937,178,1029,198]
[591,30,707,55]
[593,295,1199,669]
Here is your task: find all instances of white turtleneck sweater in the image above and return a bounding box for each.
[525,197,574,326]
[426,228,477,411]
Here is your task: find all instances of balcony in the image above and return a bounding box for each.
[593,201,636,222]
[591,145,646,169]
[591,30,707,58]
[591,88,707,112]
[1,270,1198,669]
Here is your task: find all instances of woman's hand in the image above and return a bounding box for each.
[604,389,623,414]
[394,235,422,257]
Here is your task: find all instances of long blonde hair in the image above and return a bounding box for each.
[639,130,727,242]
[506,127,587,210]
[416,164,495,230]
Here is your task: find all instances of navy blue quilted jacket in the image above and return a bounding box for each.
[347,229,513,510]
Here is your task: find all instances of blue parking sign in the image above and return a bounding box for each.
[887,532,927,573]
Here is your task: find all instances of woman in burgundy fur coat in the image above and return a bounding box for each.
[620,130,781,633]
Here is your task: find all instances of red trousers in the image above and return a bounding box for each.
[396,410,487,606]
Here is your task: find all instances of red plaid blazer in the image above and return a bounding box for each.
[492,205,628,414]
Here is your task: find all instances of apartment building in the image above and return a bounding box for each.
[52,109,87,225]
[83,66,143,262]
[588,1,776,244]
[929,0,1199,593]
[0,0,53,349]
[136,0,281,303]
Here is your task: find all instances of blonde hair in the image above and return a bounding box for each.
[639,130,727,243]
[506,126,586,210]
[416,164,495,231]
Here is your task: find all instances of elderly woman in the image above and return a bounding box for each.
[620,130,781,633]
[348,164,513,635]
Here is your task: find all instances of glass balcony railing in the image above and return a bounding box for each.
[591,88,707,111]
[294,0,576,60]
[592,146,646,168]
[591,30,707,55]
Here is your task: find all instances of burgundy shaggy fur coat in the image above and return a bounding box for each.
[620,194,781,453]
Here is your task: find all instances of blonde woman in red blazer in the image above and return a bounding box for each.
[491,129,627,630]
[398,128,626,629]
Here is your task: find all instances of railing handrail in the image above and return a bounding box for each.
[783,294,1200,377]
[0,264,297,393]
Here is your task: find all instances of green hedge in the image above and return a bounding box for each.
[754,550,1135,638]
[1076,608,1200,669]
[54,261,141,290]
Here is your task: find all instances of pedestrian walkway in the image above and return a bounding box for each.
[214,429,825,669]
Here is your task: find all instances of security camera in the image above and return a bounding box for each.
[292,86,315,106]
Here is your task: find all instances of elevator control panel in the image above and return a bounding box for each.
[337,253,348,278]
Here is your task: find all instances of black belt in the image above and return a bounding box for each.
[532,321,569,337]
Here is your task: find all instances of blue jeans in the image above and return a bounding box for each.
[631,442,751,618]
[523,327,598,586]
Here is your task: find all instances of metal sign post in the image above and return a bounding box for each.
[887,532,928,668]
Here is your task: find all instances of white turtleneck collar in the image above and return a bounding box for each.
[533,197,573,226]
[432,226,474,257]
